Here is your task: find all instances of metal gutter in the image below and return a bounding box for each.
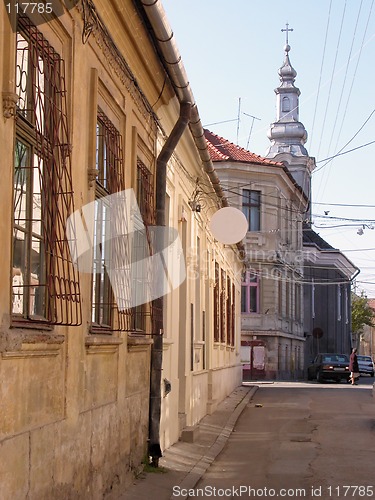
[136,0,245,243]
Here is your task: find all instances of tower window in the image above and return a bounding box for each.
[282,96,291,112]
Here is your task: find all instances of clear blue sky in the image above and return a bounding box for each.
[162,0,375,297]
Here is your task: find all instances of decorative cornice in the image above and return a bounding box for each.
[2,92,19,118]
[77,0,158,132]
[2,341,63,359]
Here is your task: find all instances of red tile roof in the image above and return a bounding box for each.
[204,129,283,167]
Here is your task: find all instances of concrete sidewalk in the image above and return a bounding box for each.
[121,384,258,500]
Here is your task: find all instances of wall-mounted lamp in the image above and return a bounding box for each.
[188,200,201,212]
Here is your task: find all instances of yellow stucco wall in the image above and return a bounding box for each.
[0,1,243,497]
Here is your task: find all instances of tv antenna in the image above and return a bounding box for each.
[243,112,261,149]
[236,97,241,145]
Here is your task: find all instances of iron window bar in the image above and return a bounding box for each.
[92,110,133,332]
[13,13,81,326]
[131,160,157,334]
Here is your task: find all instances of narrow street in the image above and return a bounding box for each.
[191,378,375,499]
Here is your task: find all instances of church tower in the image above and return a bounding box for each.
[266,25,315,202]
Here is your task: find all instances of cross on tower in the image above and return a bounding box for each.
[281,22,293,45]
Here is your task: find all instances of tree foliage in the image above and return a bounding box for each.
[351,292,375,334]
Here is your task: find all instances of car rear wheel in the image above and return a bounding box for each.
[317,371,324,383]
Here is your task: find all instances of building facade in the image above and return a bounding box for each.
[265,38,358,369]
[0,1,243,497]
[303,227,359,365]
[205,130,308,380]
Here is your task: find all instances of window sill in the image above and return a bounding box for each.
[193,340,205,347]
[213,341,227,350]
[90,325,114,335]
[127,333,153,351]
[11,317,54,331]
[85,335,123,355]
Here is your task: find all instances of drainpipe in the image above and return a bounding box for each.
[149,101,191,466]
[136,0,246,465]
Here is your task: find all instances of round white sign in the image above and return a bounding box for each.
[209,207,248,244]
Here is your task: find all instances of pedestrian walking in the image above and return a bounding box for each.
[348,348,359,385]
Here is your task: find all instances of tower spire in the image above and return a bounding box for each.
[265,28,315,199]
[265,28,308,159]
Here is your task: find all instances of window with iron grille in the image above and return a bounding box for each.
[213,262,220,342]
[12,14,81,326]
[91,109,130,331]
[220,269,226,343]
[137,160,155,226]
[130,159,155,332]
[242,189,261,231]
[231,283,235,346]
[226,276,232,345]
[226,277,236,346]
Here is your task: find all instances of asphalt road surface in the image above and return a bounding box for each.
[193,377,375,499]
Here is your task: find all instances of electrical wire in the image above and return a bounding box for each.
[313,2,374,201]
[313,108,375,173]
[313,201,375,208]
[325,0,363,158]
[332,0,375,157]
[312,213,375,223]
[315,0,347,162]
[309,0,332,151]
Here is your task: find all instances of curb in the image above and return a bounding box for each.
[171,385,259,500]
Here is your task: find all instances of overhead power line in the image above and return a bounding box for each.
[313,201,375,208]
[314,108,375,172]
[314,138,375,166]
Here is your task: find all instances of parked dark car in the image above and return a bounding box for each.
[357,355,374,377]
[307,353,350,383]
